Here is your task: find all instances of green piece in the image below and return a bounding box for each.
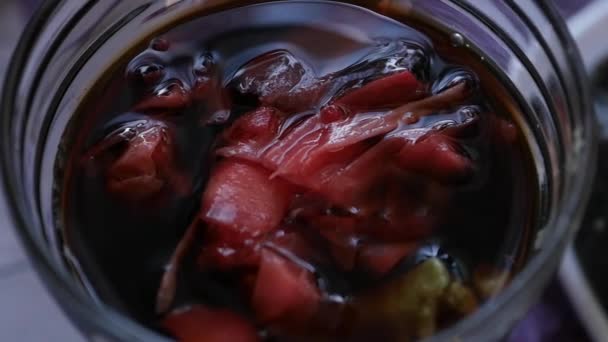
[356,258,451,339]
[441,281,479,316]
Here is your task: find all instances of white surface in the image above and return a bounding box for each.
[0,1,82,341]
[569,1,608,73]
[559,2,608,342]
[560,247,608,342]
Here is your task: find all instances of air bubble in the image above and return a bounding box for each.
[128,63,164,86]
[193,52,214,76]
[432,68,477,95]
[450,33,465,48]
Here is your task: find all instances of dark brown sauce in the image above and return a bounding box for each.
[60,1,537,340]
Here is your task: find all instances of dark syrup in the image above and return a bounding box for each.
[59,1,537,340]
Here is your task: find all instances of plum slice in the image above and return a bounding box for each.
[262,82,472,202]
[163,306,259,342]
[357,242,418,276]
[230,50,325,112]
[83,118,187,202]
[216,106,284,163]
[396,134,473,183]
[229,40,429,113]
[197,159,296,270]
[157,159,295,312]
[252,249,320,327]
[201,159,294,239]
[334,71,427,110]
[326,39,429,103]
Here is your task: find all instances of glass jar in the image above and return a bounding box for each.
[0,1,595,341]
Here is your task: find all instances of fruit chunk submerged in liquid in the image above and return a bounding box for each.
[77,6,526,341]
[154,45,493,340]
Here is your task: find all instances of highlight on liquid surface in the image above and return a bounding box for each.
[61,1,537,341]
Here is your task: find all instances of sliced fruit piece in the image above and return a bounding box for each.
[225,107,283,143]
[257,83,470,193]
[201,159,294,240]
[358,242,418,276]
[103,120,179,201]
[320,138,403,206]
[335,71,427,110]
[267,230,320,265]
[197,238,261,270]
[216,107,284,162]
[230,50,324,112]
[162,306,259,342]
[318,104,350,124]
[396,134,472,183]
[252,249,320,325]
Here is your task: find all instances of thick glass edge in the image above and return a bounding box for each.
[0,0,171,341]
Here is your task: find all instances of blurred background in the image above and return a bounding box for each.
[0,0,600,341]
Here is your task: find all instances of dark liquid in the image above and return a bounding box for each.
[60,1,537,340]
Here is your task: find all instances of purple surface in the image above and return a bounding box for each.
[509,283,589,342]
[553,0,593,18]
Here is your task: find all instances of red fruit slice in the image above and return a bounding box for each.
[231,50,325,112]
[312,111,401,154]
[233,50,307,97]
[216,107,284,162]
[259,83,470,195]
[263,116,418,200]
[321,138,404,206]
[262,112,380,192]
[225,107,283,143]
[162,306,259,342]
[262,114,324,171]
[335,71,427,110]
[252,249,320,325]
[201,160,294,240]
[396,134,472,182]
[105,121,176,201]
[316,82,471,155]
[197,238,261,270]
[358,242,417,276]
[318,104,350,124]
